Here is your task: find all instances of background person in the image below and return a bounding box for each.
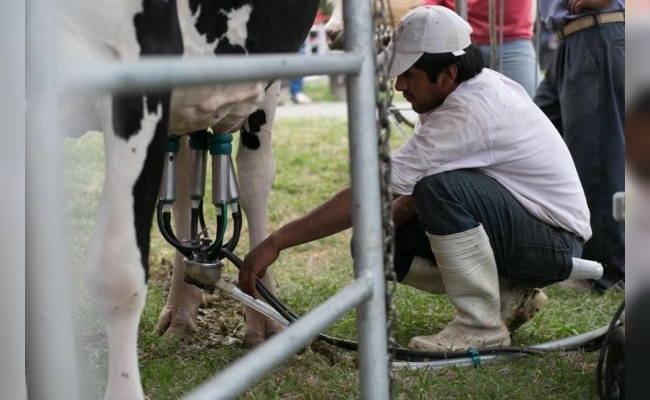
[286,43,313,104]
[533,0,625,292]
[422,0,540,97]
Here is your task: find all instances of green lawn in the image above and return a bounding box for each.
[65,117,624,399]
[299,77,408,104]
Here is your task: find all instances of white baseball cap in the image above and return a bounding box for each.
[378,5,473,77]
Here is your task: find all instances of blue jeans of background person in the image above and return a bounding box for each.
[289,75,303,98]
[478,39,540,98]
[289,43,307,97]
[393,170,582,288]
[533,22,625,291]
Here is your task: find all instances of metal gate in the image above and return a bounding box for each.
[25,1,390,399]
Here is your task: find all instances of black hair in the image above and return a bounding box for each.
[412,43,484,84]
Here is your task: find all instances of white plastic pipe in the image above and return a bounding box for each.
[569,258,604,280]
[215,281,290,326]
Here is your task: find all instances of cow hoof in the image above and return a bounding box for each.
[265,318,285,337]
[242,315,286,347]
[243,331,265,348]
[155,307,199,338]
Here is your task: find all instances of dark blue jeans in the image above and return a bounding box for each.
[394,170,583,288]
[289,43,306,97]
[533,22,625,291]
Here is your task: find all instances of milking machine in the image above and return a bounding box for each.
[156,130,624,368]
[157,130,288,324]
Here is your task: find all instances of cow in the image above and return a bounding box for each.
[325,0,421,49]
[55,0,319,398]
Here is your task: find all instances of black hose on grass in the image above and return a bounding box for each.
[219,248,617,362]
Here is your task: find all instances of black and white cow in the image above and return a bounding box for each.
[56,0,319,398]
[324,0,420,49]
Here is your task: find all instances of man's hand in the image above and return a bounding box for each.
[567,0,613,14]
[238,187,354,296]
[238,239,281,297]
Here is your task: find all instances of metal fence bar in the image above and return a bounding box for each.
[182,275,374,400]
[61,53,363,94]
[25,0,80,398]
[343,0,391,399]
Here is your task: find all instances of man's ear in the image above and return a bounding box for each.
[440,64,458,86]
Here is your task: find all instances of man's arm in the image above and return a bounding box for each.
[393,194,416,229]
[239,187,354,296]
[238,184,417,296]
[567,0,614,14]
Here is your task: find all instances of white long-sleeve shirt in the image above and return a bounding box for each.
[391,68,592,241]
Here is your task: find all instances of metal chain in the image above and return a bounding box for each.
[373,0,398,394]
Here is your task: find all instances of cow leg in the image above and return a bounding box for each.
[236,81,285,346]
[156,135,204,337]
[324,0,345,49]
[86,94,169,400]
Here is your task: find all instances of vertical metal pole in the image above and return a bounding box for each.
[343,1,390,399]
[26,0,80,398]
[455,0,468,21]
[1,0,26,398]
[533,0,541,86]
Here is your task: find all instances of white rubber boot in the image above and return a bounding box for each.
[401,257,547,334]
[499,280,548,334]
[408,224,511,352]
[401,256,445,294]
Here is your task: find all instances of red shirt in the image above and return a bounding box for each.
[421,0,534,45]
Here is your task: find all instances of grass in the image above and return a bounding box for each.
[277,77,342,104]
[302,77,342,103]
[64,116,624,400]
[296,76,407,104]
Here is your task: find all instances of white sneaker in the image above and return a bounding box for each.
[291,92,312,104]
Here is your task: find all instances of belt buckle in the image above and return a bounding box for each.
[558,13,601,40]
